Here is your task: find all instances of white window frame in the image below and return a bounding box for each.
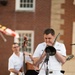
[15,0,35,12]
[14,30,34,54]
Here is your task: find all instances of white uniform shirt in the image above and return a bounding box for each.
[8,52,32,75]
[8,52,23,71]
[33,41,66,71]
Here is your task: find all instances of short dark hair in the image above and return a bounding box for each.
[13,42,19,45]
[43,28,55,35]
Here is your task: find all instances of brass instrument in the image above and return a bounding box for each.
[45,33,60,56]
[45,46,56,56]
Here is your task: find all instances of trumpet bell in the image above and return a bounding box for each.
[45,46,56,56]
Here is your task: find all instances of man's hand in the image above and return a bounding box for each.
[18,72,22,75]
[33,51,46,66]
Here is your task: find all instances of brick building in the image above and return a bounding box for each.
[0,0,75,75]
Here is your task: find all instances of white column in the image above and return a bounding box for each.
[72,22,75,55]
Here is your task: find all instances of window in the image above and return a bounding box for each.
[15,0,35,12]
[14,30,34,53]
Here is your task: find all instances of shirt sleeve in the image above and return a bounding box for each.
[8,58,14,70]
[54,42,66,56]
[60,43,66,56]
[33,43,46,58]
[33,44,41,57]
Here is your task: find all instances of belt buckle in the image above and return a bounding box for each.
[49,71,53,74]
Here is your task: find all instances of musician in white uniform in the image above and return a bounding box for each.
[33,28,66,75]
[8,43,32,75]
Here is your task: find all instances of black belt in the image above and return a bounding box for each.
[60,70,65,74]
[49,70,65,74]
[49,71,53,74]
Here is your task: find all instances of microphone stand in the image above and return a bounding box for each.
[44,46,56,75]
[44,53,49,75]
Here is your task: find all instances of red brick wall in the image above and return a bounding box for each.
[0,0,75,75]
[0,0,51,75]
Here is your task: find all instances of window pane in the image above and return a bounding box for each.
[31,0,33,3]
[24,0,26,2]
[27,0,30,2]
[24,4,26,7]
[20,4,22,7]
[27,4,29,7]
[20,0,22,2]
[30,4,33,7]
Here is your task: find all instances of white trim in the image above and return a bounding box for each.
[72,22,75,55]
